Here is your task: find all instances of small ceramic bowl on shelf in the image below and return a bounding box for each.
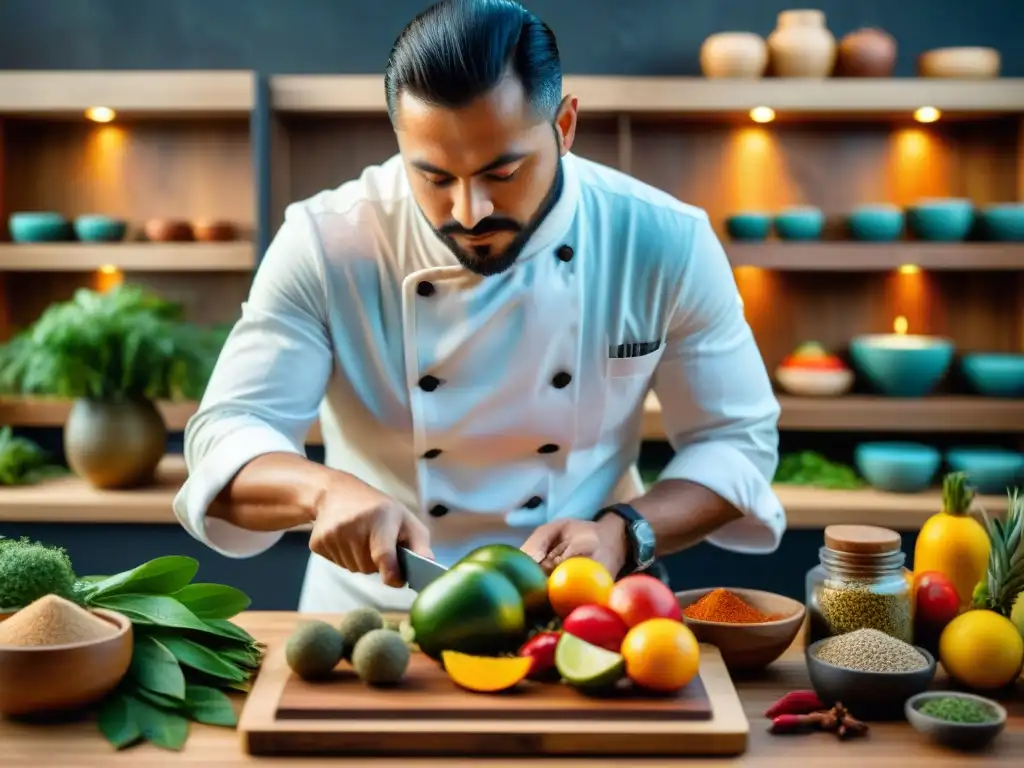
[773,207,825,241]
[8,212,73,243]
[855,441,941,493]
[918,47,1001,78]
[849,333,955,397]
[906,198,975,241]
[699,32,769,78]
[73,215,127,243]
[946,447,1023,495]
[725,212,772,241]
[775,367,854,397]
[977,203,1024,242]
[905,691,1007,751]
[144,218,193,242]
[847,204,905,241]
[961,352,1024,398]
[192,219,237,242]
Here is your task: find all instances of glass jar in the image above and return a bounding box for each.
[805,525,913,645]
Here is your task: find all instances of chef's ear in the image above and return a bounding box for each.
[554,94,579,156]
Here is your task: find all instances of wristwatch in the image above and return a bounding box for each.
[594,503,657,579]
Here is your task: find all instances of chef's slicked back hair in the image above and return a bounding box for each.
[384,0,562,124]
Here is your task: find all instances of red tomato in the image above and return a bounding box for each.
[562,605,629,652]
[607,574,682,627]
[913,571,960,625]
[517,631,561,680]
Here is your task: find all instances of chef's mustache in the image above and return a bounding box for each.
[439,217,521,237]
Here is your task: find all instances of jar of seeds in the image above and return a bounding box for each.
[805,524,913,645]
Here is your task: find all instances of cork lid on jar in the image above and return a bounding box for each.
[824,524,902,554]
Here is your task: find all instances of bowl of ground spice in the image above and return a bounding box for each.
[806,628,937,721]
[905,691,1007,750]
[676,587,806,672]
[0,593,133,718]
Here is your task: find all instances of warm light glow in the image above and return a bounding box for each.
[893,315,909,335]
[85,106,116,123]
[898,264,921,275]
[749,106,776,124]
[98,264,118,274]
[914,106,941,123]
[92,266,124,293]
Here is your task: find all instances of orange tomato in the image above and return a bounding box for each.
[547,557,614,618]
[620,618,700,693]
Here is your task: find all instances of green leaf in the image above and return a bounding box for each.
[133,685,188,712]
[185,685,238,727]
[88,594,241,641]
[156,635,247,683]
[202,617,258,645]
[126,692,191,751]
[130,635,186,700]
[96,690,143,750]
[170,583,251,619]
[85,556,199,600]
[218,645,262,669]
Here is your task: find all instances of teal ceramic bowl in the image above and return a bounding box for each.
[961,353,1024,398]
[977,203,1024,242]
[847,204,905,242]
[855,442,942,493]
[774,207,825,241]
[8,212,72,243]
[725,212,772,241]
[946,447,1023,495]
[73,215,127,242]
[906,198,975,241]
[850,334,955,397]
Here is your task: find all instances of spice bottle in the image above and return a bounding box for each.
[806,525,913,645]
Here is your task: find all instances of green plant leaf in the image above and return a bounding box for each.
[218,645,263,669]
[156,635,247,683]
[126,692,191,751]
[97,690,143,750]
[202,617,258,645]
[84,556,199,600]
[132,685,188,712]
[170,583,251,619]
[88,594,241,641]
[185,685,238,727]
[130,635,186,700]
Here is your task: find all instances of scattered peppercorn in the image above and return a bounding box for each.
[918,696,1000,724]
[683,588,776,623]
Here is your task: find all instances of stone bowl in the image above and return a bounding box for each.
[8,212,73,243]
[675,588,805,673]
[73,215,127,243]
[773,207,825,241]
[961,353,1024,398]
[977,203,1024,242]
[945,446,1023,495]
[907,198,975,241]
[0,608,133,718]
[725,212,772,241]
[905,691,1007,751]
[849,333,955,397]
[847,204,905,241]
[855,441,941,493]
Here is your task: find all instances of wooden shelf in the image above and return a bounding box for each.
[0,71,254,117]
[0,243,256,272]
[727,243,1024,271]
[270,75,1024,118]
[0,454,1009,529]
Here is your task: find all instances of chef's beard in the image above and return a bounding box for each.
[428,159,564,277]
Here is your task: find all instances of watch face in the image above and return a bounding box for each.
[630,520,657,567]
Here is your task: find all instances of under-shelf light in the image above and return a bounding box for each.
[913,106,940,124]
[85,106,116,123]
[749,106,775,124]
[898,264,921,275]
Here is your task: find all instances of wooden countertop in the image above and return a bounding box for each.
[0,455,1010,530]
[2,611,1021,765]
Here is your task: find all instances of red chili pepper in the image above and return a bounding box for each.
[769,712,829,734]
[764,690,827,718]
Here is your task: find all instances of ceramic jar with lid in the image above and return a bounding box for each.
[767,9,837,77]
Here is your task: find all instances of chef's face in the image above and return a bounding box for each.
[394,73,578,276]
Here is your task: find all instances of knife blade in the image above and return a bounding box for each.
[397,546,448,591]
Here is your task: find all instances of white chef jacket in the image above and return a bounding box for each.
[173,151,785,614]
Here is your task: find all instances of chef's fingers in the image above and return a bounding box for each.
[369,513,403,587]
[399,512,434,559]
[521,522,563,562]
[540,540,572,571]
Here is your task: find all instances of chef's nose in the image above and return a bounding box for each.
[451,180,494,230]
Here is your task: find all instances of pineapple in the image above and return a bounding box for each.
[971,488,1024,618]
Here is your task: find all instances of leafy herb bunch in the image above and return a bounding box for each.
[0,284,229,402]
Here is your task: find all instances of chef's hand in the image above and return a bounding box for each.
[308,474,434,588]
[521,515,628,578]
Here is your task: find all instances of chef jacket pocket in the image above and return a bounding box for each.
[601,345,663,438]
[606,345,664,379]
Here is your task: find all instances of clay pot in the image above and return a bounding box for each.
[700,32,769,78]
[192,219,237,242]
[767,9,837,77]
[837,28,897,77]
[144,218,193,242]
[918,47,1001,78]
[64,398,167,489]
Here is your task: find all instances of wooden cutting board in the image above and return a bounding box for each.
[239,641,749,757]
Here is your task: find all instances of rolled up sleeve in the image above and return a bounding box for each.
[652,213,785,554]
[173,205,334,558]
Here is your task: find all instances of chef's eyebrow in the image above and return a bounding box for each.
[412,151,529,177]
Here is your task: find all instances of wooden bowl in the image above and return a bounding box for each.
[192,219,237,242]
[675,588,806,673]
[918,47,1001,78]
[0,608,133,718]
[144,218,193,242]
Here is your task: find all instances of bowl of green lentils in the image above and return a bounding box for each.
[805,628,937,721]
[905,691,1007,751]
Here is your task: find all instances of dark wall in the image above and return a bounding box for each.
[0,0,1020,76]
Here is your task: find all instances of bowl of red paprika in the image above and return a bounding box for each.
[675,587,806,673]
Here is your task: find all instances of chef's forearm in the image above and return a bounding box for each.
[206,452,338,532]
[628,479,743,555]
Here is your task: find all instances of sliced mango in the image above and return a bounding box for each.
[441,650,533,693]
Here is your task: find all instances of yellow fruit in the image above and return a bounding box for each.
[939,609,1024,690]
[547,557,614,618]
[441,651,532,693]
[1012,593,1024,641]
[620,618,700,693]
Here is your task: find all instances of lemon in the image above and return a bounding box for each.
[939,609,1024,690]
[1011,593,1024,641]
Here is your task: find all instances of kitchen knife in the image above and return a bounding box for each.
[397,546,448,591]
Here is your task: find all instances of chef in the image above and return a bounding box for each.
[173,0,786,613]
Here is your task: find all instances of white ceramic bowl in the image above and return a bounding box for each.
[775,366,854,397]
[918,47,1001,78]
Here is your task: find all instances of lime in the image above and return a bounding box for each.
[555,631,625,690]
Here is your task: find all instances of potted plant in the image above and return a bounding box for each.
[0,284,225,489]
